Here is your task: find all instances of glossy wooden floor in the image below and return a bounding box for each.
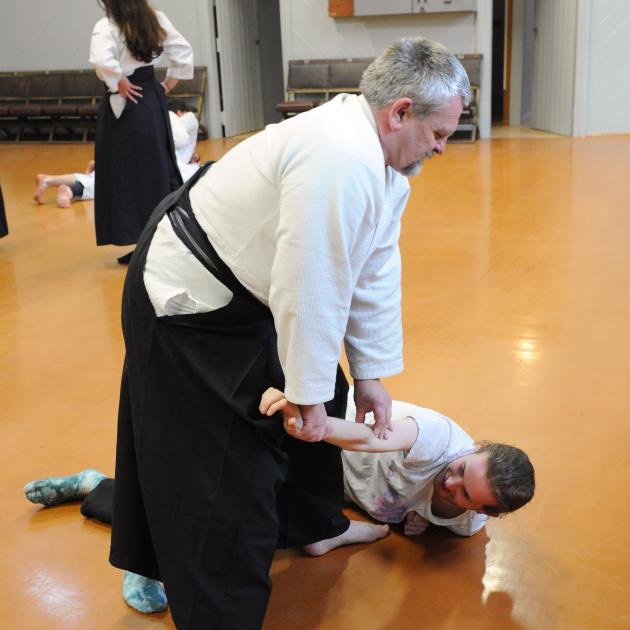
[1,133,629,629]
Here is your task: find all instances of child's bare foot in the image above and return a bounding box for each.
[303,520,389,557]
[33,174,48,204]
[56,185,73,208]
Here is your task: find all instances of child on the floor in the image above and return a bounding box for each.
[24,388,534,613]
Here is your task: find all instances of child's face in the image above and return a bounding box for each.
[433,452,497,514]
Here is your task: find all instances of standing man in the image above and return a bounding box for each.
[111,37,470,629]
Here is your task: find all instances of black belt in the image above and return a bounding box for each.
[166,161,247,297]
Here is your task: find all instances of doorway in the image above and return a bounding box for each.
[210,0,284,137]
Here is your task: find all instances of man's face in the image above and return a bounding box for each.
[433,451,497,515]
[392,95,463,177]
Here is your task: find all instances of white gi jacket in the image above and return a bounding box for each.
[145,94,410,405]
[169,111,199,181]
[89,11,193,93]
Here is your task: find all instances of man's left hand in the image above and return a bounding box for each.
[354,379,392,439]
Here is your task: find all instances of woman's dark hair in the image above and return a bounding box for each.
[98,0,166,63]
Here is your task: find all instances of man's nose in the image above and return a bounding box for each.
[434,140,446,155]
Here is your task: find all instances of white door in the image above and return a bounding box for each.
[530,0,577,135]
[214,0,264,136]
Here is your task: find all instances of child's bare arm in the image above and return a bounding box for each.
[259,388,418,453]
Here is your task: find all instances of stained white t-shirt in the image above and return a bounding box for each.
[342,396,488,536]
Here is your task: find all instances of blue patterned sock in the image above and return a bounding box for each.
[24,469,107,506]
[123,571,168,613]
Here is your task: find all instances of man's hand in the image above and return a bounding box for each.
[354,379,392,439]
[259,388,329,442]
[297,402,330,442]
[117,77,143,103]
[404,512,430,536]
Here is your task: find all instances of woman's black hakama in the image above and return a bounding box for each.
[94,66,182,246]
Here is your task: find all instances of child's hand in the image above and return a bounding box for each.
[403,512,430,536]
[259,388,304,434]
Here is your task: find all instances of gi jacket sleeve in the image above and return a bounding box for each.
[344,178,408,380]
[90,19,123,93]
[271,150,380,406]
[156,12,194,81]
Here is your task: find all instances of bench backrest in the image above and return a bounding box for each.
[285,54,480,100]
[0,66,207,116]
[286,58,373,98]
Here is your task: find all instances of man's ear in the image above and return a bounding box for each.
[388,98,414,130]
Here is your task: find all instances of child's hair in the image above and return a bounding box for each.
[475,442,535,516]
[168,99,189,113]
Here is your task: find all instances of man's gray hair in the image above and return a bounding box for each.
[360,37,472,117]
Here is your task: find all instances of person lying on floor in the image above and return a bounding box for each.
[32,100,200,208]
[24,388,534,614]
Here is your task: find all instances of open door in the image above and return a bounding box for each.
[213,0,264,136]
[530,0,577,135]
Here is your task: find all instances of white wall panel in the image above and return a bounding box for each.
[0,1,208,72]
[586,0,630,134]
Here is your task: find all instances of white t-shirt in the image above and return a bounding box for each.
[342,396,488,536]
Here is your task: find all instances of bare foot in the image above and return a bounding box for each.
[303,520,389,557]
[56,185,73,208]
[85,160,95,175]
[33,174,48,204]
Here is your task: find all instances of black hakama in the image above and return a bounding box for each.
[94,65,182,246]
[0,185,8,238]
[110,166,350,629]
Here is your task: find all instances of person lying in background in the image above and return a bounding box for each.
[32,101,200,208]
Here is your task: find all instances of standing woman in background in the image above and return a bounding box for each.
[90,0,193,263]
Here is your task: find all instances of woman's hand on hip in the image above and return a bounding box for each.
[117,77,143,103]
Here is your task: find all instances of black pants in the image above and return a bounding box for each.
[81,478,115,524]
[109,171,349,629]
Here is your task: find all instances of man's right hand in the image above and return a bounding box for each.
[297,402,330,442]
[259,388,329,442]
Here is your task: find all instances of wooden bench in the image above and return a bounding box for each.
[0,66,208,143]
[451,54,482,143]
[276,54,482,143]
[276,58,373,119]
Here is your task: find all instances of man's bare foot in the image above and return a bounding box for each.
[56,185,73,208]
[303,520,389,557]
[33,174,48,204]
